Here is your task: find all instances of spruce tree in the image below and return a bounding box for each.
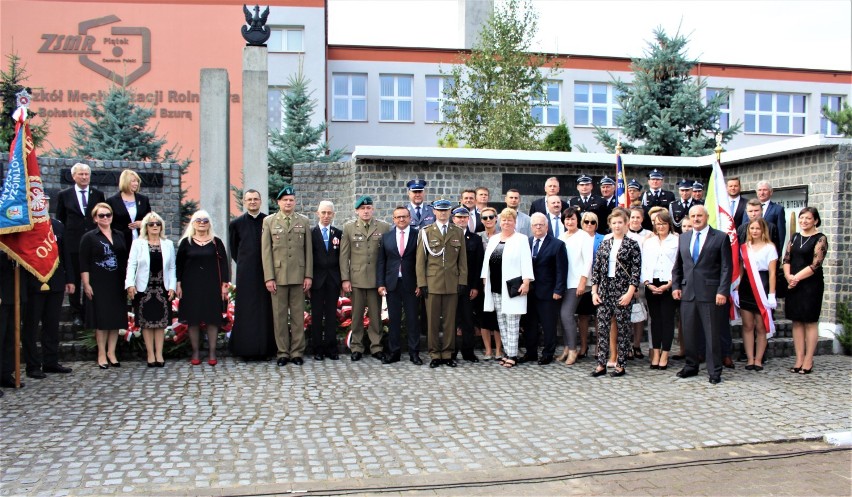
[267,71,344,211]
[594,27,740,157]
[0,52,49,151]
[541,122,571,151]
[822,102,852,137]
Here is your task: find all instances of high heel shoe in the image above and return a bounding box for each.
[147,362,156,368]
[565,350,578,365]
[577,347,588,359]
[658,363,668,370]
[799,367,813,374]
[650,364,659,370]
[107,359,121,368]
[789,366,802,373]
[632,346,644,359]
[190,358,201,366]
[208,358,218,366]
[557,349,570,362]
[156,361,165,368]
[98,362,109,370]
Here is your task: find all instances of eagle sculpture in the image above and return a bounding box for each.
[242,5,271,46]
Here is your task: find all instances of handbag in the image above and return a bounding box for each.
[630,301,647,323]
[213,239,230,326]
[506,276,523,298]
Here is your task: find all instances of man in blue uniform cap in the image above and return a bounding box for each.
[406,179,435,228]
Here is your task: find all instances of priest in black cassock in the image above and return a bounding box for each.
[228,189,275,359]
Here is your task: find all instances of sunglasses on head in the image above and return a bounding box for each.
[194,218,210,224]
[147,221,162,227]
[96,212,112,219]
[583,220,597,225]
[481,215,496,221]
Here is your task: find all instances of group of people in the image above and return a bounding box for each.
[0,164,828,387]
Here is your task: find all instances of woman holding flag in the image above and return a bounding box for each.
[734,218,777,371]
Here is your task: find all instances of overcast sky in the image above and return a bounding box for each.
[328,0,852,71]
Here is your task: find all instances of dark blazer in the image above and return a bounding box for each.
[528,233,568,300]
[730,196,748,227]
[530,196,566,217]
[106,192,152,251]
[761,201,786,252]
[55,185,105,253]
[672,227,733,302]
[310,224,343,290]
[376,226,419,292]
[463,228,485,290]
[737,221,780,252]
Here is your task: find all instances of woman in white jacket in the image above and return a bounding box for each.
[125,212,176,367]
[481,208,534,368]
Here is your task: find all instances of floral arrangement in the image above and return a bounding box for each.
[303,295,390,347]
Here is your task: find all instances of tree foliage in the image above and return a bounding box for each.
[266,71,344,211]
[0,52,49,151]
[541,122,571,151]
[594,27,741,157]
[822,102,852,137]
[440,0,558,150]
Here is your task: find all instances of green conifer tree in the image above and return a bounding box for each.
[541,122,571,151]
[0,53,49,151]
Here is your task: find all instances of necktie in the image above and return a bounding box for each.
[730,199,736,215]
[398,230,405,257]
[285,216,291,229]
[80,189,88,211]
[692,231,701,263]
[553,216,560,236]
[322,226,329,250]
[533,238,541,258]
[415,206,421,224]
[441,224,446,235]
[468,212,475,232]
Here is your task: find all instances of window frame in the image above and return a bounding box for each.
[706,88,731,131]
[744,90,807,135]
[379,74,414,123]
[573,82,623,128]
[531,80,561,126]
[332,73,368,122]
[425,75,454,124]
[267,27,304,53]
[821,94,844,137]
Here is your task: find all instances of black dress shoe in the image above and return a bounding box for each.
[351,352,362,362]
[276,357,290,366]
[676,369,698,378]
[609,368,626,377]
[27,369,47,379]
[314,354,325,361]
[671,354,685,360]
[328,353,339,360]
[0,377,23,388]
[410,355,423,366]
[429,359,442,368]
[709,376,721,384]
[382,353,401,364]
[43,364,72,374]
[590,367,607,377]
[463,354,480,363]
[723,357,735,369]
[444,359,457,368]
[291,357,304,366]
[147,362,157,368]
[519,354,538,364]
[538,356,553,365]
[156,361,165,368]
[371,352,384,361]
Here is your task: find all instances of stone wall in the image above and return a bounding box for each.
[0,158,183,239]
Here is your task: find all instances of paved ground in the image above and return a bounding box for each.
[1,353,850,496]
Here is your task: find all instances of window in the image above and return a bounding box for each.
[425,76,454,123]
[821,95,844,136]
[744,91,806,135]
[268,27,304,52]
[332,74,367,121]
[531,81,561,125]
[267,86,286,132]
[574,83,623,127]
[706,88,731,131]
[380,75,413,122]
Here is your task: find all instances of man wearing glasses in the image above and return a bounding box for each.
[261,185,313,367]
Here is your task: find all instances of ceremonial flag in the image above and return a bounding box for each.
[705,156,741,319]
[615,145,628,207]
[0,102,59,287]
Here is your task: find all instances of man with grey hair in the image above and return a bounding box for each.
[55,162,105,325]
[310,200,343,360]
[751,180,786,257]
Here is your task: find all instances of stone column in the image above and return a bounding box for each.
[199,68,230,253]
[242,46,269,213]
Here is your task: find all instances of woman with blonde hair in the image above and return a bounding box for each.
[477,206,502,360]
[481,208,534,368]
[176,210,230,366]
[126,212,176,367]
[80,202,128,369]
[106,169,151,253]
[575,211,604,358]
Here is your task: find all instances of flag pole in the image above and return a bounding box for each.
[14,263,21,388]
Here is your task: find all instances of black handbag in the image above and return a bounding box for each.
[506,276,523,298]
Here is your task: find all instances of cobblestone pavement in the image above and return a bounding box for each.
[1,353,850,496]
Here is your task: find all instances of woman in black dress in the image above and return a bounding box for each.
[106,169,151,256]
[736,218,778,371]
[126,212,175,367]
[80,202,128,369]
[176,210,230,366]
[783,207,828,375]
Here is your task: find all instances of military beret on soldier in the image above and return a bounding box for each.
[276,184,295,199]
[354,195,373,209]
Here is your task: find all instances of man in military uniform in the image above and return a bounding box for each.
[451,206,483,363]
[406,179,435,228]
[340,196,391,361]
[692,181,705,205]
[669,179,695,233]
[262,185,313,367]
[641,169,675,230]
[627,179,642,207]
[597,176,617,235]
[568,174,599,213]
[416,199,468,368]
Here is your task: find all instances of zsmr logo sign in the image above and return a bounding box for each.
[39,15,151,86]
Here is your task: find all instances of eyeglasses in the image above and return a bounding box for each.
[583,220,597,225]
[481,215,496,221]
[194,218,210,224]
[147,222,162,227]
[96,213,112,219]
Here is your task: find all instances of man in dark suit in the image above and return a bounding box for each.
[754,180,786,257]
[529,176,561,216]
[310,201,343,360]
[451,207,484,363]
[672,205,733,384]
[459,189,482,233]
[641,169,676,231]
[377,206,421,365]
[737,199,780,248]
[597,176,617,234]
[522,213,567,365]
[55,162,105,324]
[726,176,748,228]
[23,198,75,379]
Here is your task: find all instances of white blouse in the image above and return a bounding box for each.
[640,233,679,283]
[607,239,622,277]
[559,229,593,289]
[745,243,778,270]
